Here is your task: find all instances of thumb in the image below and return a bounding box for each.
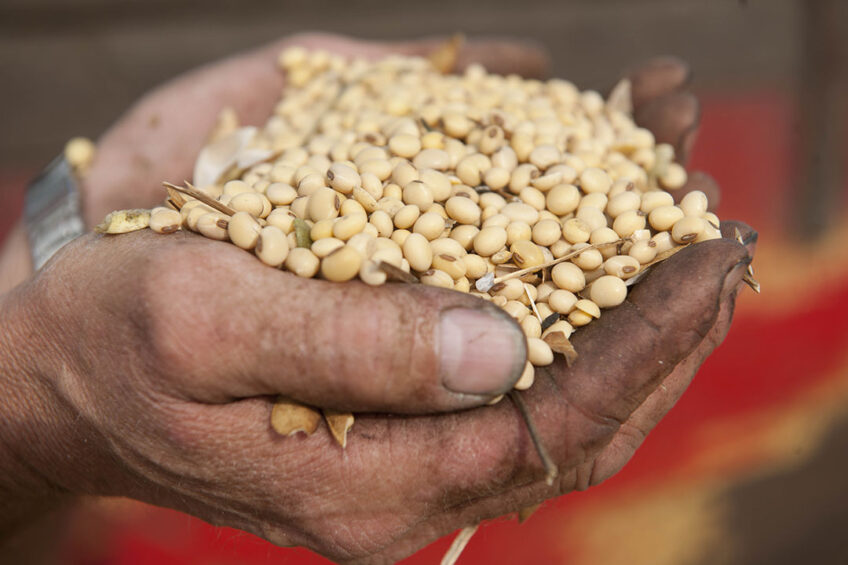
[163,245,527,413]
[258,280,528,413]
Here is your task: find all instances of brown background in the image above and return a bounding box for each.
[8,0,847,237]
[0,0,803,169]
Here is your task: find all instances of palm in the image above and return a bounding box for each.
[68,33,756,564]
[53,221,750,564]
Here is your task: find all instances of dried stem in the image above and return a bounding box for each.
[743,263,761,293]
[743,272,761,293]
[162,181,236,216]
[508,390,558,486]
[641,242,690,270]
[517,503,542,524]
[490,239,629,287]
[624,243,691,288]
[440,524,479,565]
[165,185,188,209]
[377,261,420,284]
[525,283,543,324]
[428,34,465,74]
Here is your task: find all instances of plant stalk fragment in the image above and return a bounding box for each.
[508,390,558,486]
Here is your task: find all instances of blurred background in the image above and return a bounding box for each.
[2,0,848,563]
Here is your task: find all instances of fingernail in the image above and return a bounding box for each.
[439,307,526,396]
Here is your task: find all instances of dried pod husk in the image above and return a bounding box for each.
[94,209,151,234]
[207,106,240,144]
[428,34,464,74]
[475,272,495,292]
[519,273,542,285]
[543,331,578,367]
[517,503,542,524]
[193,126,258,189]
[323,410,355,448]
[236,147,275,170]
[270,397,321,436]
[164,182,235,216]
[540,312,560,332]
[606,78,633,115]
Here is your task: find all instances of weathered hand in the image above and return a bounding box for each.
[0,34,758,565]
[0,218,753,564]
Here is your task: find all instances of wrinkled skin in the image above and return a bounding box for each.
[0,34,756,564]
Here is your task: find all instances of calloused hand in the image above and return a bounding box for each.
[0,33,757,565]
[2,221,753,564]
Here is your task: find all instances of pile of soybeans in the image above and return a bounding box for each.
[98,44,721,445]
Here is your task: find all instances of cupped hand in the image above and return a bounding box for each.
[3,33,758,565]
[10,219,753,564]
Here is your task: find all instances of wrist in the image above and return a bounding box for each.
[0,245,152,504]
[0,268,130,539]
[0,282,75,537]
[0,223,33,295]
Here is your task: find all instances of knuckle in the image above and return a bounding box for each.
[140,242,230,378]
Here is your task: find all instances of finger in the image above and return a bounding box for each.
[634,91,700,165]
[149,234,526,413]
[588,259,748,483]
[628,56,691,110]
[560,237,751,427]
[721,220,759,255]
[672,170,722,211]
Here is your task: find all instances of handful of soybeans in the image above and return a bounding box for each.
[99,44,722,448]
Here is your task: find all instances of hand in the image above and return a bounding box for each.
[627,56,722,208]
[1,223,754,564]
[0,34,756,565]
